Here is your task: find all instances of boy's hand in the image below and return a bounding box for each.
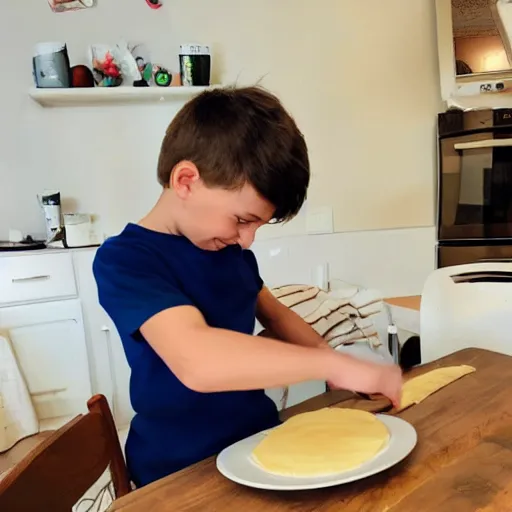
[327,354,403,408]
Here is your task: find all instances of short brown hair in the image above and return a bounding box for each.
[157,86,310,222]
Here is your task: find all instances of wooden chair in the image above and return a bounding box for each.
[0,394,131,512]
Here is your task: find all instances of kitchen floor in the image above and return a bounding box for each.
[0,432,53,476]
[0,426,129,479]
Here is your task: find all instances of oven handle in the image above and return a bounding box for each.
[454,138,512,150]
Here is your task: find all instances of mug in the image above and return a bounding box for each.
[179,44,211,86]
[33,42,71,88]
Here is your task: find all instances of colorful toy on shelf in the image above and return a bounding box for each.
[153,65,182,87]
[91,50,123,87]
[130,43,152,87]
[154,66,171,87]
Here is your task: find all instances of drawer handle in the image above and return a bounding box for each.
[12,275,51,283]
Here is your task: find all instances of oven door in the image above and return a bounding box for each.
[437,242,512,268]
[439,132,512,240]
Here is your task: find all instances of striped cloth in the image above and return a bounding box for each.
[270,284,383,350]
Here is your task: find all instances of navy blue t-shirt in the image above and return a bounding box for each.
[93,223,279,487]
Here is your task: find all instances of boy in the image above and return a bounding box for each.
[93,86,402,488]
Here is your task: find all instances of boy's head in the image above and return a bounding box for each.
[157,86,310,251]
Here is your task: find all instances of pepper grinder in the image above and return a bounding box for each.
[384,303,401,366]
[388,324,400,366]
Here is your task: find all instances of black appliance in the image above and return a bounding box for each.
[437,108,512,268]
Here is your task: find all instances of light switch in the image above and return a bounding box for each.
[306,206,334,234]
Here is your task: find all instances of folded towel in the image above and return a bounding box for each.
[267,281,387,411]
[329,330,379,349]
[291,294,328,318]
[338,304,359,317]
[358,301,383,318]
[328,283,359,301]
[303,298,347,323]
[332,335,381,350]
[312,312,350,337]
[329,282,383,317]
[324,319,357,341]
[271,284,311,299]
[0,331,39,453]
[270,282,385,353]
[354,317,374,330]
[348,289,383,309]
[279,286,320,308]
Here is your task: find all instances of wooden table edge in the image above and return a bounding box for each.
[109,349,498,511]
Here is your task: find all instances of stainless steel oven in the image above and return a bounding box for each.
[437,109,512,267]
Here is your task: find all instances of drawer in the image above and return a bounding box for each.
[0,252,77,305]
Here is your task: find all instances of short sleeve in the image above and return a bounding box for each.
[242,249,264,291]
[93,242,193,338]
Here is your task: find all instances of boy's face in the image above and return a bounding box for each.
[171,161,275,251]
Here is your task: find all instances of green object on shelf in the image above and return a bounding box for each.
[142,63,153,82]
[155,68,171,87]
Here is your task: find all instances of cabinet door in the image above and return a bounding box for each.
[0,299,92,421]
[73,249,134,428]
[100,321,134,428]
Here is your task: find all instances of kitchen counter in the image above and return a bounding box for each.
[109,347,511,512]
[385,295,421,311]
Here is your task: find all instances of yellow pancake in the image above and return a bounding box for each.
[251,408,389,477]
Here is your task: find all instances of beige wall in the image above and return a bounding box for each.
[0,0,442,240]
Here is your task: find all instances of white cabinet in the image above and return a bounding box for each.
[0,299,91,421]
[0,252,77,306]
[73,250,134,428]
[99,321,134,428]
[0,249,134,429]
[0,246,329,431]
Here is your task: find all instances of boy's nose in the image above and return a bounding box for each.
[237,227,256,249]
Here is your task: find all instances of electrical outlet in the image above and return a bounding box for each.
[306,206,334,234]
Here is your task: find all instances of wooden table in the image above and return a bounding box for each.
[110,348,512,511]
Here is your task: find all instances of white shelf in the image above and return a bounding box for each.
[29,85,214,108]
[447,93,512,110]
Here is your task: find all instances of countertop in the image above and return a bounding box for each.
[385,295,421,311]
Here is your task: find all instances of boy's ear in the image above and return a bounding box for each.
[170,161,201,198]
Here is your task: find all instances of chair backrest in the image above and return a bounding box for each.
[0,394,131,512]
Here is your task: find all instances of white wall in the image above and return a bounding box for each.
[0,0,442,242]
[253,226,436,297]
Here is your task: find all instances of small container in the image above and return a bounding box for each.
[64,213,94,248]
[179,44,211,86]
[33,42,71,88]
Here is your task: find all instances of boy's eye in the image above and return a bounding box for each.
[236,217,249,225]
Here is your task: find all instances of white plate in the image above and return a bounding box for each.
[216,414,417,491]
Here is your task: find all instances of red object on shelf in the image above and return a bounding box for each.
[71,65,94,87]
[145,0,162,9]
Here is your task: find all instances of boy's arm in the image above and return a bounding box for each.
[256,286,330,349]
[140,304,402,406]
